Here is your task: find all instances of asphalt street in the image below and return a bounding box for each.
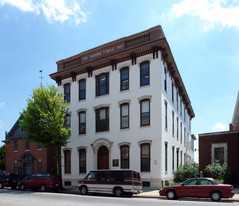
[0,189,238,206]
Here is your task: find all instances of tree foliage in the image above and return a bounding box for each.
[204,160,231,183]
[19,85,71,175]
[0,145,5,172]
[19,84,71,148]
[174,163,199,183]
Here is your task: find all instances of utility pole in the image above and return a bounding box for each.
[39,70,43,86]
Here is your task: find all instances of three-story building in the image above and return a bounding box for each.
[50,25,195,188]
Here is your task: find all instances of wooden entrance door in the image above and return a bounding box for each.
[97,146,109,169]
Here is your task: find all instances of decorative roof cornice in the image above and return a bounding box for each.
[50,25,195,118]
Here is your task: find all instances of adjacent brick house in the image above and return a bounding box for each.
[4,115,57,178]
[199,91,239,184]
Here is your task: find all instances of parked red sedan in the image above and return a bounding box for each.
[159,178,234,201]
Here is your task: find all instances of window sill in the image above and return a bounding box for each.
[120,128,130,131]
[140,125,151,128]
[78,134,86,137]
[95,94,110,99]
[95,130,110,134]
[139,84,150,89]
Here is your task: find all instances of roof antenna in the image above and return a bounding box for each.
[39,70,44,86]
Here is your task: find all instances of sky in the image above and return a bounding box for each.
[0,0,239,162]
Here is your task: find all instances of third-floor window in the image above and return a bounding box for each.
[96,73,109,96]
[140,61,150,86]
[120,67,129,91]
[64,83,70,103]
[79,79,86,100]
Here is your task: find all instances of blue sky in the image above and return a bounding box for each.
[0,0,239,161]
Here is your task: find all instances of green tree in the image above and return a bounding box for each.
[0,145,5,172]
[19,84,71,176]
[174,163,199,183]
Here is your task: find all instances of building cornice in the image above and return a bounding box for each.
[50,25,195,118]
[199,130,239,137]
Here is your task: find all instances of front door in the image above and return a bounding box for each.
[97,146,109,169]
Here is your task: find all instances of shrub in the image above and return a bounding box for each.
[174,163,199,183]
[204,160,231,183]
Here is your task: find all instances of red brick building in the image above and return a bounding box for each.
[199,92,239,184]
[4,116,57,177]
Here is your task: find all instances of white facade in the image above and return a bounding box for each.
[52,26,195,188]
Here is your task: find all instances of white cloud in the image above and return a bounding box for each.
[212,122,227,132]
[169,0,239,31]
[0,0,87,25]
[0,102,5,107]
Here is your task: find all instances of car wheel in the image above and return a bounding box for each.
[80,186,88,195]
[40,185,46,192]
[211,191,221,202]
[20,184,25,191]
[166,190,177,200]
[114,187,124,197]
[0,183,3,189]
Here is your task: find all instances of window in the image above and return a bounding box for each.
[215,147,224,164]
[180,122,182,144]
[164,68,167,91]
[141,143,150,172]
[96,107,109,132]
[64,150,71,174]
[184,127,186,146]
[172,146,175,171]
[120,145,129,169]
[79,149,86,173]
[172,111,175,136]
[79,111,86,134]
[140,61,150,86]
[37,143,43,150]
[172,82,174,103]
[184,179,198,186]
[120,67,129,91]
[165,101,168,130]
[13,140,18,152]
[165,143,168,172]
[180,151,183,166]
[96,73,109,96]
[140,99,150,126]
[177,117,179,140]
[177,92,179,111]
[180,98,182,116]
[79,79,86,100]
[64,84,70,103]
[176,148,179,169]
[65,114,71,129]
[199,179,214,185]
[120,103,129,129]
[25,141,30,151]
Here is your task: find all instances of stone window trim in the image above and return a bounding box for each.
[118,142,131,149]
[118,100,131,106]
[93,104,111,110]
[138,95,152,103]
[211,142,228,164]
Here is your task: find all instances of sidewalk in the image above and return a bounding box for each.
[64,186,239,201]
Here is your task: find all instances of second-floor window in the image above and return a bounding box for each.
[64,83,70,103]
[79,111,86,134]
[120,103,129,129]
[120,67,129,91]
[96,107,109,132]
[79,79,86,100]
[140,99,150,126]
[96,73,109,96]
[140,61,150,86]
[65,114,71,129]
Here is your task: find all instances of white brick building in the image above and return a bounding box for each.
[50,25,195,188]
